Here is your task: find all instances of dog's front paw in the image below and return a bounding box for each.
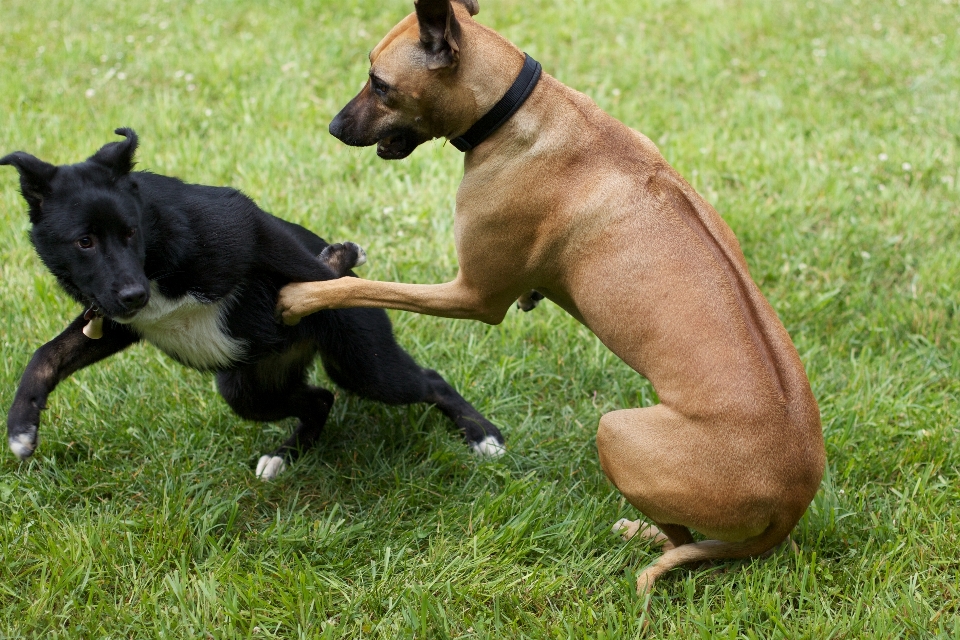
[8,424,38,459]
[318,242,367,277]
[256,454,286,480]
[470,435,506,457]
[276,282,314,326]
[516,290,544,312]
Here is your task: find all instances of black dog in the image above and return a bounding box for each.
[1,128,504,479]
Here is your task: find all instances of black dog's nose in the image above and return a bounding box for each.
[117,284,149,311]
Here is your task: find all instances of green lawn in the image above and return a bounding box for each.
[1,0,958,637]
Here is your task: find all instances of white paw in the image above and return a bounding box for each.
[346,242,367,267]
[9,428,38,459]
[612,518,642,541]
[470,435,505,457]
[256,455,286,480]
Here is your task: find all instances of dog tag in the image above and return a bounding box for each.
[83,316,103,339]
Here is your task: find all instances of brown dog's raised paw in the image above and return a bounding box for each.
[516,289,544,312]
[276,282,313,325]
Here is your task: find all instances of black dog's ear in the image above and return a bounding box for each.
[415,0,466,70]
[0,151,58,221]
[88,127,139,178]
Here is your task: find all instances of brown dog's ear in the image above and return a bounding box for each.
[89,127,139,178]
[0,151,58,221]
[415,0,467,70]
[456,0,479,16]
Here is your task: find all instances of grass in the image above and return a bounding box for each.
[1,0,958,636]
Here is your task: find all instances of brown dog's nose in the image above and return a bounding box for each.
[329,92,373,147]
[329,112,347,142]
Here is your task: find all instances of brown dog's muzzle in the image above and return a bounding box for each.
[329,88,429,160]
[329,92,376,147]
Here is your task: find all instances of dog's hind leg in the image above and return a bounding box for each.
[317,242,366,276]
[314,307,505,456]
[216,345,333,480]
[255,220,363,286]
[596,404,802,594]
[419,368,506,456]
[613,520,677,547]
[634,524,793,595]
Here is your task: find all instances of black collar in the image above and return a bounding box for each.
[450,53,542,152]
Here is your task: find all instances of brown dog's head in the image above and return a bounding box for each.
[329,0,488,159]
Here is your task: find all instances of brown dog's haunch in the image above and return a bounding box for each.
[278,0,825,595]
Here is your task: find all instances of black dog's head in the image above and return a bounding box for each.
[1,128,151,320]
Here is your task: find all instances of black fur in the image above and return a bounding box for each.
[1,128,504,469]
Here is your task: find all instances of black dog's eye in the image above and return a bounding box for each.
[76,236,95,250]
[126,227,137,240]
[370,75,390,98]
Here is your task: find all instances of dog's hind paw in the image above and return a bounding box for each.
[613,519,673,546]
[8,427,38,460]
[349,242,367,268]
[470,435,506,457]
[256,454,286,480]
[613,518,643,541]
[318,242,367,276]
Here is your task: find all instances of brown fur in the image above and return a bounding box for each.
[278,0,825,594]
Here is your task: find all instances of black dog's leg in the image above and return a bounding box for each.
[215,345,334,480]
[260,220,503,454]
[314,307,505,455]
[419,368,506,455]
[8,314,139,459]
[317,242,366,276]
[257,222,343,284]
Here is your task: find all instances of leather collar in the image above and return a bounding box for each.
[450,53,542,152]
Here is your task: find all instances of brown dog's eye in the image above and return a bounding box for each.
[370,75,390,97]
[76,236,95,250]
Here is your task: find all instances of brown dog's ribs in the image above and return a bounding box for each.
[663,177,788,401]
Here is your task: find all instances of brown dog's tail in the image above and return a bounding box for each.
[636,521,795,595]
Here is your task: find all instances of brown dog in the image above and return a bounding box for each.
[279,0,825,594]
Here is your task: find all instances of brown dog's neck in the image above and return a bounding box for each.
[443,10,527,138]
[450,53,542,152]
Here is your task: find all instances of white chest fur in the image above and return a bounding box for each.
[115,283,246,370]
